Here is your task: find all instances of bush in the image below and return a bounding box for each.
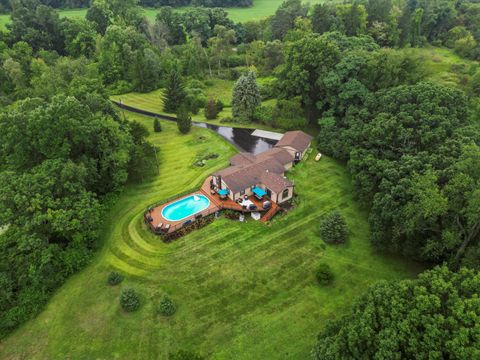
[153,119,162,133]
[159,296,177,316]
[254,104,274,125]
[272,97,307,130]
[319,210,348,244]
[316,263,334,285]
[107,271,123,286]
[120,288,140,312]
[204,98,220,119]
[177,108,192,134]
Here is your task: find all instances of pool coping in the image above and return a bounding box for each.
[160,193,211,222]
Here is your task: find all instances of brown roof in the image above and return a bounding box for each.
[256,148,295,166]
[260,171,293,193]
[230,152,256,166]
[275,131,313,153]
[214,158,285,193]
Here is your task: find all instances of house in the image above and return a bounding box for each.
[211,131,312,204]
[275,130,313,162]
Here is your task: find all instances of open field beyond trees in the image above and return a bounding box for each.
[0,0,328,30]
[0,112,421,359]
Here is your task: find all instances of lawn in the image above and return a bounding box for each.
[0,111,420,359]
[0,0,330,30]
[110,79,277,130]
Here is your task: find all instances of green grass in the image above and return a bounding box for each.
[412,46,479,90]
[0,111,421,359]
[110,79,277,130]
[0,0,328,30]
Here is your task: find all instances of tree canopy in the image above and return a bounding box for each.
[313,266,480,359]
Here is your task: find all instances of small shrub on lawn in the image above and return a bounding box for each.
[159,296,176,316]
[177,108,192,134]
[107,271,123,286]
[319,210,348,244]
[316,263,334,286]
[153,119,162,132]
[120,288,140,312]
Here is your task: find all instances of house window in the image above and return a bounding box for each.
[282,188,289,200]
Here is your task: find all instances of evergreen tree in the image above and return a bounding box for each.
[204,98,220,119]
[232,70,261,122]
[177,107,192,134]
[162,67,186,113]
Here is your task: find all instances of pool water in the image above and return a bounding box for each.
[161,194,210,222]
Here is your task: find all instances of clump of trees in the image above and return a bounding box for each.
[120,288,140,312]
[313,266,480,359]
[319,211,348,244]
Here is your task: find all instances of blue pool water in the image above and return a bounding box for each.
[161,194,210,222]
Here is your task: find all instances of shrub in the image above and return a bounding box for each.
[177,108,192,134]
[316,263,334,285]
[120,288,140,312]
[204,98,220,119]
[319,210,348,244]
[107,271,123,286]
[159,296,176,316]
[254,104,274,125]
[153,119,162,133]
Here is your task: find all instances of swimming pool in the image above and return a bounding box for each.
[161,194,210,222]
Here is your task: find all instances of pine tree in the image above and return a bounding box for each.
[177,107,192,134]
[204,98,219,119]
[232,70,261,122]
[162,67,186,113]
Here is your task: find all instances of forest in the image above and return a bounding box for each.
[0,0,479,358]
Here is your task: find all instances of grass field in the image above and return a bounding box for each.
[0,111,420,359]
[0,0,328,29]
[412,46,479,90]
[110,79,278,130]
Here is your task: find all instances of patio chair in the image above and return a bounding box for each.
[163,224,171,232]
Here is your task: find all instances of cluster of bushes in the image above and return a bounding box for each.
[164,215,216,242]
[193,152,219,167]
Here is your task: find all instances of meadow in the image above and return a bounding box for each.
[0,111,420,359]
[110,79,278,129]
[0,0,329,29]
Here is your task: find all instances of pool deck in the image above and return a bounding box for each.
[145,176,280,234]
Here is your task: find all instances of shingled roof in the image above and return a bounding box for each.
[214,158,285,193]
[275,131,313,153]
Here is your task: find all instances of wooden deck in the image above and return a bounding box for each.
[145,176,281,235]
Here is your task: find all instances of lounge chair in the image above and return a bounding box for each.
[163,224,171,232]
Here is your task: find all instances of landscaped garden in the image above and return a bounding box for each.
[0,112,421,359]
